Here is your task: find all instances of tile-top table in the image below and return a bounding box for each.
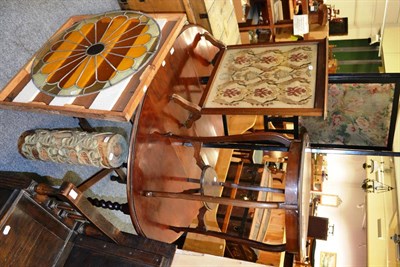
[0,13,187,122]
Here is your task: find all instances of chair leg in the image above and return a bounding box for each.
[77,117,95,132]
[222,161,244,232]
[78,165,127,192]
[77,168,113,192]
[263,116,299,139]
[87,197,129,215]
[35,182,125,244]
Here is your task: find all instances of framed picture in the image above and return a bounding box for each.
[320,252,337,267]
[300,74,400,151]
[199,39,328,116]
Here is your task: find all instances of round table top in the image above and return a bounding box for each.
[126,25,313,260]
[127,25,224,243]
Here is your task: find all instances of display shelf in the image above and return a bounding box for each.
[235,0,311,43]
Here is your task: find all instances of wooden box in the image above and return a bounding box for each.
[0,13,186,122]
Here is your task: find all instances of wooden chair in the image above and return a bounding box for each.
[142,128,311,260]
[252,115,299,140]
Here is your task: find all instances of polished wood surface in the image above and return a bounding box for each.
[127,25,224,243]
[127,25,312,261]
[183,115,257,256]
[284,130,311,261]
[143,130,311,258]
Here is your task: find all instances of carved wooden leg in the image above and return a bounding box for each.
[87,197,129,215]
[196,206,208,230]
[35,182,125,244]
[192,141,206,169]
[170,94,202,129]
[110,166,127,184]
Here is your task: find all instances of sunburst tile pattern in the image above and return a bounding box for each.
[31,11,161,97]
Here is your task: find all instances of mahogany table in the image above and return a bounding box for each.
[127,24,224,243]
[127,24,312,262]
[284,130,312,261]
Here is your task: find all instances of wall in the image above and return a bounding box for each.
[314,154,367,267]
[325,0,400,40]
